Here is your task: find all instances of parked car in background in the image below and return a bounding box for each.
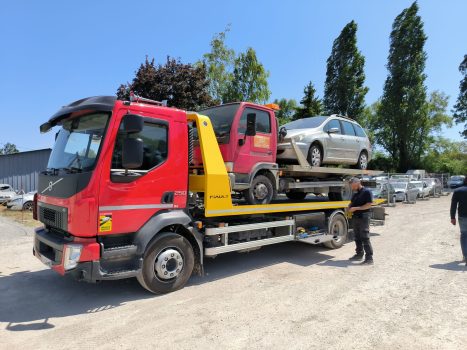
[447,175,465,189]
[0,184,17,205]
[369,182,396,203]
[423,178,442,196]
[390,181,419,202]
[277,115,372,169]
[6,191,36,211]
[406,169,426,180]
[411,181,430,198]
[390,174,411,181]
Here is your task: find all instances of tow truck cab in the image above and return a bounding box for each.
[193,102,279,201]
[33,96,199,281]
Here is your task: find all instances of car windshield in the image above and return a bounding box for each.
[199,104,240,139]
[282,116,327,129]
[391,182,407,190]
[47,112,109,172]
[412,182,423,189]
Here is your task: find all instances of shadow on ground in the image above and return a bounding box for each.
[0,242,338,330]
[429,261,467,272]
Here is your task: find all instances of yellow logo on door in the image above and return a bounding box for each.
[99,215,112,232]
[253,135,270,149]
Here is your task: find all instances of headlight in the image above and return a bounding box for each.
[294,135,304,142]
[63,244,82,270]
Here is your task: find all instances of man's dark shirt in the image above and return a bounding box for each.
[451,185,467,219]
[350,186,373,217]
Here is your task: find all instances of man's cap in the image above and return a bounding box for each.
[349,177,361,184]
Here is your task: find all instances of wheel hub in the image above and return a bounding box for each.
[154,248,184,280]
[311,149,321,166]
[254,183,269,200]
[360,154,368,169]
[331,220,345,243]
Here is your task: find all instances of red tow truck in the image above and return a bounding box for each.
[33,95,384,294]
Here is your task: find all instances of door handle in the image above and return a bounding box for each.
[162,191,174,204]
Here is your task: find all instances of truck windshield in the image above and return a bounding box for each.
[47,112,109,172]
[198,104,240,140]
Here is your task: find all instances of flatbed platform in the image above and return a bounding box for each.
[281,165,384,178]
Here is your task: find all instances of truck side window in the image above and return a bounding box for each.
[238,108,271,134]
[112,121,168,175]
[323,119,341,133]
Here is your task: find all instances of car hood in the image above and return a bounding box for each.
[282,128,320,140]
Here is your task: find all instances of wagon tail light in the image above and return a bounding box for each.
[33,193,38,220]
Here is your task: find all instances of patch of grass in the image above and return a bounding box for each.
[0,205,42,227]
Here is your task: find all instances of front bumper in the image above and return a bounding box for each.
[33,227,101,281]
[276,142,308,161]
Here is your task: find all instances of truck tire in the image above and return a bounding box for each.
[137,232,194,294]
[244,175,274,205]
[285,192,307,201]
[328,181,352,201]
[324,212,348,249]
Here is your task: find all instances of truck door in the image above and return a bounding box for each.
[232,107,275,174]
[98,109,188,235]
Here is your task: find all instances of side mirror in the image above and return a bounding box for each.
[279,126,287,141]
[123,114,144,134]
[327,127,340,134]
[245,113,256,136]
[122,138,144,169]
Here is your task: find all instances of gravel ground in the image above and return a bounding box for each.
[0,195,466,350]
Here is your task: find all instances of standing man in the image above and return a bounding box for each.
[450,176,467,266]
[348,178,374,265]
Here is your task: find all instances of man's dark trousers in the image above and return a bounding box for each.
[353,212,373,259]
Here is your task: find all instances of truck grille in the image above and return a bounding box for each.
[38,203,68,231]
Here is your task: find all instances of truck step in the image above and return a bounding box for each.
[102,245,138,259]
[99,268,141,280]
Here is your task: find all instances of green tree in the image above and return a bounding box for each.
[422,138,467,174]
[273,98,298,125]
[376,2,429,172]
[224,47,271,103]
[0,143,19,155]
[293,82,322,120]
[323,20,368,119]
[453,54,467,138]
[197,26,235,104]
[117,56,213,110]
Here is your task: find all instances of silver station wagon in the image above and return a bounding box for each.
[277,115,372,169]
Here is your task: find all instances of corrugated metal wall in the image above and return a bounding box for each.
[0,149,51,192]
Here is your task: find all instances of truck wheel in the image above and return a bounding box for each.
[244,175,274,205]
[137,232,194,294]
[328,181,352,201]
[355,151,368,170]
[324,212,348,249]
[307,145,322,167]
[285,192,307,201]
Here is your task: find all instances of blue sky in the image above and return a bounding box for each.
[0,0,465,151]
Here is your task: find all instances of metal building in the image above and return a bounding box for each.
[0,149,51,192]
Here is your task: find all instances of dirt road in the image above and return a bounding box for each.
[1,195,466,350]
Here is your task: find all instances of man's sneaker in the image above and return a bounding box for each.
[349,254,364,261]
[361,259,374,265]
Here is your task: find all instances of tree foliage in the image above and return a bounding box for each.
[224,47,271,104]
[294,82,322,120]
[453,54,467,138]
[375,2,430,172]
[117,56,213,110]
[0,143,19,155]
[273,98,297,125]
[197,26,235,104]
[422,138,467,174]
[323,20,368,119]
